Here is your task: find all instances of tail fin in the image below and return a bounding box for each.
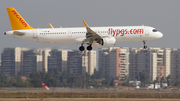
[6,8,34,30]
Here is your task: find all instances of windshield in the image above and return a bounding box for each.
[152,29,158,32]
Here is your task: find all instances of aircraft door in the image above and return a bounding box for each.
[68,30,72,37]
[33,30,37,39]
[145,27,149,35]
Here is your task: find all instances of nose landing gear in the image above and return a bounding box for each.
[143,41,147,49]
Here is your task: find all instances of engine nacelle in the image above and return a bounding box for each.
[98,37,116,47]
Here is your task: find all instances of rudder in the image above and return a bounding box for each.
[7,8,34,30]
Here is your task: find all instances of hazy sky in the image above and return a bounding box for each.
[1,0,180,53]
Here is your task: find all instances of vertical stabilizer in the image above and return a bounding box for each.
[6,8,34,30]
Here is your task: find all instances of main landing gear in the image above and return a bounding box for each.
[87,44,92,50]
[79,46,85,51]
[79,44,92,51]
[143,40,147,49]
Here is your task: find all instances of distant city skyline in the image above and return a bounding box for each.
[1,46,180,83]
[1,47,97,76]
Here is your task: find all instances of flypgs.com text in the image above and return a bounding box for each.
[108,28,144,36]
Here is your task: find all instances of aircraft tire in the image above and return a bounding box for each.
[87,45,92,51]
[79,46,85,51]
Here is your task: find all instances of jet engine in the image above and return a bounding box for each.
[98,37,116,47]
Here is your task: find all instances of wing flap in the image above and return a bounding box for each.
[82,20,102,44]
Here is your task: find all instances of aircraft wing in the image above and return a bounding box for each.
[82,20,102,45]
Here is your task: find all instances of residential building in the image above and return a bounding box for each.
[129,48,138,80]
[164,48,171,77]
[1,47,28,75]
[87,50,96,75]
[1,47,53,76]
[48,49,68,72]
[99,48,109,77]
[42,49,51,72]
[22,49,43,76]
[99,47,129,79]
[67,50,96,75]
[129,48,171,81]
[67,50,88,75]
[171,49,180,82]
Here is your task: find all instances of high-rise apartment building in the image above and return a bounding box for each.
[1,47,97,76]
[22,49,43,76]
[129,48,171,81]
[171,49,180,82]
[87,50,96,75]
[48,49,68,72]
[136,48,158,81]
[99,47,129,79]
[99,48,109,77]
[42,49,51,72]
[1,47,28,75]
[67,50,96,75]
[1,47,52,76]
[164,48,171,77]
[129,48,138,80]
[67,50,87,75]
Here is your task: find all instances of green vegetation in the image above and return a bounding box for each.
[0,69,115,87]
[138,71,149,86]
[0,69,179,87]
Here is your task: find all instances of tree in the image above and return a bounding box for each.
[174,82,180,87]
[139,71,149,87]
[166,75,171,86]
[156,76,159,82]
[109,78,115,87]
[122,81,134,87]
[153,80,156,89]
[92,69,103,79]
[160,77,164,88]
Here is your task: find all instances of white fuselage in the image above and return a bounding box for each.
[5,26,163,46]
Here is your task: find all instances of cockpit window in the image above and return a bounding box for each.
[153,29,158,32]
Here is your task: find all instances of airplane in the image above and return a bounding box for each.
[4,8,163,51]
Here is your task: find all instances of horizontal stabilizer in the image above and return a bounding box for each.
[13,31,25,36]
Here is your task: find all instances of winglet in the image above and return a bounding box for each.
[48,23,54,28]
[83,20,89,29]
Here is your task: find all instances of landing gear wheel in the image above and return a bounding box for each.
[143,40,147,49]
[144,45,147,49]
[87,45,92,51]
[79,46,85,51]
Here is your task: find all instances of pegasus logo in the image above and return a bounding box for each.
[11,10,28,27]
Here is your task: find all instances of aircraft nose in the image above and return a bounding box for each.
[159,32,163,38]
[156,32,163,39]
[4,32,6,35]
